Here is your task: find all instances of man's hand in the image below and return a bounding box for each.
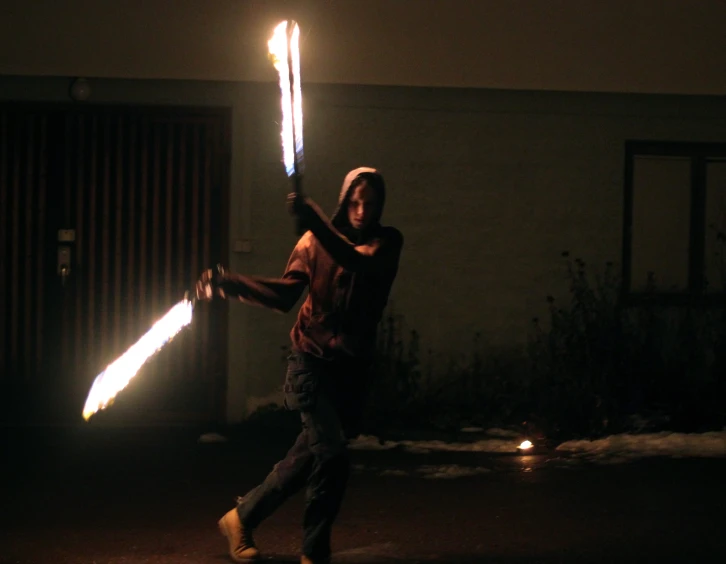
[195,268,226,301]
[287,192,315,223]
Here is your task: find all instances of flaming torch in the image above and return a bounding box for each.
[81,296,194,421]
[268,19,305,234]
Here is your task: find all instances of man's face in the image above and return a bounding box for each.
[347,181,378,230]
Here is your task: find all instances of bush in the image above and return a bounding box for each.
[366,253,726,441]
[527,252,726,439]
[367,307,530,434]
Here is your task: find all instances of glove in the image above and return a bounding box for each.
[195,265,226,301]
[286,192,316,229]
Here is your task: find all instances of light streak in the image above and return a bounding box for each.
[268,20,303,177]
[82,299,194,421]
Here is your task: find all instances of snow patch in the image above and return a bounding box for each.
[557,430,726,460]
[333,542,404,561]
[349,434,520,454]
[418,464,491,479]
[351,426,726,465]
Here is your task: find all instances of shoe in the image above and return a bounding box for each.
[300,556,331,564]
[218,507,260,561]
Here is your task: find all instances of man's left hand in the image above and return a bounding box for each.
[287,192,314,223]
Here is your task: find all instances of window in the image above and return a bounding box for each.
[622,141,726,304]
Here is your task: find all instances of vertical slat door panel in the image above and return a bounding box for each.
[10,115,21,372]
[71,110,228,424]
[0,113,7,377]
[36,117,48,382]
[23,116,35,369]
[87,115,99,369]
[74,113,86,373]
[0,104,229,426]
[0,110,52,422]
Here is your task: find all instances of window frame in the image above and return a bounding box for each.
[622,140,726,306]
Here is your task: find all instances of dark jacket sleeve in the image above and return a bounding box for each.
[303,199,404,274]
[217,236,310,313]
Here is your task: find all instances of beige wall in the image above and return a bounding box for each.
[2,76,726,422]
[236,84,726,420]
[2,0,726,95]
[4,1,726,423]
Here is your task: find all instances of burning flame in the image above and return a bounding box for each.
[82,299,194,421]
[268,20,303,177]
[518,440,533,450]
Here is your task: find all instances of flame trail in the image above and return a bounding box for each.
[82,298,194,421]
[268,20,303,178]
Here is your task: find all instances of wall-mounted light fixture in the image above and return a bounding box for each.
[69,77,91,102]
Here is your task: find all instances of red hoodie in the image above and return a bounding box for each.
[218,167,403,361]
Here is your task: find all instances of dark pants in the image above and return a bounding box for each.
[236,351,368,560]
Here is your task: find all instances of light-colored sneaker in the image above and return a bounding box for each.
[218,507,260,562]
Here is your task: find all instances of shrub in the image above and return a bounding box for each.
[527,252,726,439]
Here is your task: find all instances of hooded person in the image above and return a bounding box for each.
[196,167,403,564]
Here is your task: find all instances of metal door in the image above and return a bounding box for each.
[0,104,230,426]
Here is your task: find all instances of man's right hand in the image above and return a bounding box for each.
[195,268,225,301]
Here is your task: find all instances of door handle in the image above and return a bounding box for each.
[57,229,76,287]
[58,246,71,287]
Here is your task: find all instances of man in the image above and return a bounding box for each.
[196,167,403,564]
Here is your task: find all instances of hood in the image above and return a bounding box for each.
[330,167,386,236]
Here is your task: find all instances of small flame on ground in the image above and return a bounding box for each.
[268,20,303,177]
[82,299,194,421]
[518,440,533,450]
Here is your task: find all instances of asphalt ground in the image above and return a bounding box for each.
[1,424,725,564]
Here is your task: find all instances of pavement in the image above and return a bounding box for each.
[1,422,726,564]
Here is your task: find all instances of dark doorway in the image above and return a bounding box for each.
[0,103,230,427]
